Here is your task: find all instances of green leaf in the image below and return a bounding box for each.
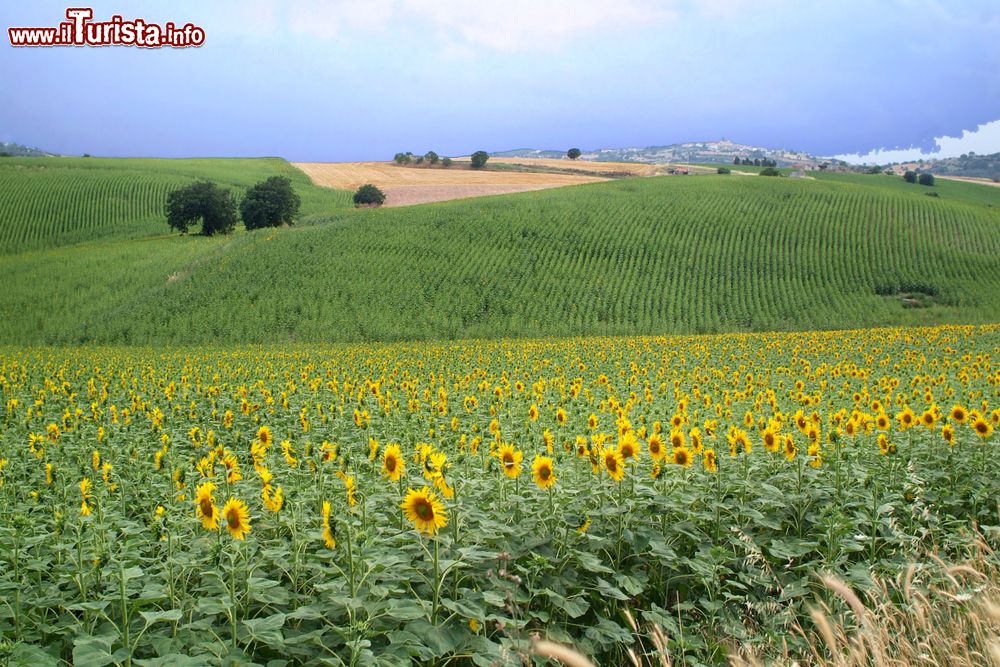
[242,613,286,646]
[72,634,116,667]
[139,609,183,625]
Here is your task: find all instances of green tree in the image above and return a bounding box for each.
[470,151,490,169]
[441,157,453,168]
[759,167,781,177]
[165,181,238,236]
[240,176,301,230]
[353,183,386,207]
[717,167,731,174]
[393,152,413,165]
[903,170,917,183]
[917,172,935,186]
[567,148,582,160]
[425,151,439,165]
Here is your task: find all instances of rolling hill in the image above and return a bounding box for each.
[0,162,998,344]
[0,157,352,253]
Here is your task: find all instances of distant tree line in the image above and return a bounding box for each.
[733,157,778,167]
[393,150,491,169]
[165,176,301,236]
[903,170,935,186]
[393,151,454,168]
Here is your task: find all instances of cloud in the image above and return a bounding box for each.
[834,118,1000,164]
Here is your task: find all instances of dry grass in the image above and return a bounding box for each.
[291,161,605,207]
[452,156,667,176]
[533,539,1000,667]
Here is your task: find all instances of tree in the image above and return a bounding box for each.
[393,152,412,165]
[441,157,453,168]
[759,167,781,177]
[567,148,582,160]
[470,151,489,169]
[903,170,917,183]
[240,176,301,230]
[917,172,935,186]
[165,181,238,236]
[717,167,731,174]
[424,151,439,165]
[733,156,741,165]
[353,183,386,207]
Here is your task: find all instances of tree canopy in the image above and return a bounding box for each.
[353,183,386,207]
[240,176,301,230]
[470,151,489,169]
[165,181,238,236]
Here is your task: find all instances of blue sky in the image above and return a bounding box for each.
[2,0,999,162]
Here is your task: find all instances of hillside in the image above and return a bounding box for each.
[0,157,352,253]
[0,141,57,157]
[494,140,838,168]
[0,168,998,344]
[929,152,1000,179]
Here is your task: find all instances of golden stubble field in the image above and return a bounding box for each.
[292,160,610,206]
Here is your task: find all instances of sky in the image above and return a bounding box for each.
[1,0,999,162]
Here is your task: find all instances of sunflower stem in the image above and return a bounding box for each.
[431,536,440,625]
[229,547,238,649]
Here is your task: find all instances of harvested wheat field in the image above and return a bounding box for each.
[292,161,605,206]
[454,155,667,176]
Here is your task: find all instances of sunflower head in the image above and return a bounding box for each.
[222,498,251,540]
[194,482,219,531]
[603,449,625,482]
[497,443,523,479]
[382,443,405,482]
[672,446,692,467]
[401,486,447,535]
[531,455,556,490]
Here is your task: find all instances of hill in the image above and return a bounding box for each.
[928,152,1000,179]
[0,168,998,344]
[0,157,352,253]
[0,141,57,157]
[494,139,839,168]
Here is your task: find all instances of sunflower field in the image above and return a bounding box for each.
[1,325,999,665]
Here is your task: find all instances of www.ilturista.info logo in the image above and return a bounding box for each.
[8,8,205,48]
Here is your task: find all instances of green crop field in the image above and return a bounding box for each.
[0,165,999,344]
[0,157,352,253]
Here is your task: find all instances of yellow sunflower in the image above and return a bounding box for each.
[617,432,640,461]
[531,455,556,490]
[672,446,692,467]
[382,443,405,482]
[194,481,219,531]
[497,443,523,479]
[221,497,251,540]
[702,448,718,473]
[321,500,336,549]
[971,417,993,439]
[603,448,625,482]
[257,425,272,447]
[401,486,447,535]
[647,433,665,461]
